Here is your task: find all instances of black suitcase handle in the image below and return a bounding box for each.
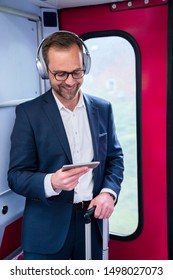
[84,206,96,223]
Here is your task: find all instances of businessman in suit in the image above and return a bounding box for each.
[8,31,124,260]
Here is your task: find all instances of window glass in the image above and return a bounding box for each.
[83,36,138,236]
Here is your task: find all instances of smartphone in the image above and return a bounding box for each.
[62,161,100,171]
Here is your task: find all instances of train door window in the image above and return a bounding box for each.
[82,33,140,237]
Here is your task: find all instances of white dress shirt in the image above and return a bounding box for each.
[44,91,94,203]
[44,91,117,202]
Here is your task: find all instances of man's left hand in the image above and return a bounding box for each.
[88,192,115,219]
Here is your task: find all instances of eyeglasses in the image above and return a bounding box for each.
[48,68,86,81]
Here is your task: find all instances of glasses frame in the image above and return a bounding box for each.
[48,68,86,81]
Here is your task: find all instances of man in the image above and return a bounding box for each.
[8,31,124,260]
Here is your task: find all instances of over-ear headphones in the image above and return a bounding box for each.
[36,31,91,79]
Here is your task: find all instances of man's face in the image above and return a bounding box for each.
[47,44,84,106]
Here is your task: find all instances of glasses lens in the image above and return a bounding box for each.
[55,72,68,81]
[72,70,85,79]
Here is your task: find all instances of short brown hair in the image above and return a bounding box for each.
[42,31,83,65]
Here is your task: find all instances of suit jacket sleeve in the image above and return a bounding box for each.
[84,94,124,198]
[101,103,124,197]
[8,103,48,203]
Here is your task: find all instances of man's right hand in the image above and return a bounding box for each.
[51,166,89,192]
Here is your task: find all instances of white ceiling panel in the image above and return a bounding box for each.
[28,0,125,9]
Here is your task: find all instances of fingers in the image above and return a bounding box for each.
[51,166,89,192]
[94,205,113,219]
[88,193,115,219]
[95,206,113,219]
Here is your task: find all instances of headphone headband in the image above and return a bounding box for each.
[36,31,91,79]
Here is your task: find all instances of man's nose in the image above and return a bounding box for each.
[65,73,76,85]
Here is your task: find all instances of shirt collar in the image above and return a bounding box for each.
[52,90,85,111]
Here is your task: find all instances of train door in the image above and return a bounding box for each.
[59,0,170,259]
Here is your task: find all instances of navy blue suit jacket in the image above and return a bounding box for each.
[8,89,124,254]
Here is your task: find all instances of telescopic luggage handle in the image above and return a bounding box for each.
[84,206,96,260]
[84,206,109,260]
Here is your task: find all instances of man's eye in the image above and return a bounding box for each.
[56,72,66,77]
[73,71,81,75]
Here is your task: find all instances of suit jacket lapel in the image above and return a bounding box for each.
[41,90,72,163]
[84,94,99,161]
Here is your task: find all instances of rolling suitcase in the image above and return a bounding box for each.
[84,207,109,260]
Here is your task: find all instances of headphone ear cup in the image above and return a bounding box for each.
[83,52,91,74]
[36,47,49,79]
